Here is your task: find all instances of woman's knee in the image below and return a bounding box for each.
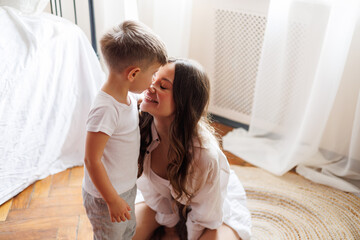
[135,203,156,224]
[133,203,160,240]
[199,224,240,240]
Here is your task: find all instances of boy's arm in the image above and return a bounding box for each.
[84,131,131,222]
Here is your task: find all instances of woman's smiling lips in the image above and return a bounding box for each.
[144,93,158,103]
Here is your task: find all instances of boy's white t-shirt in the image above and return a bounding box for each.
[82,90,140,198]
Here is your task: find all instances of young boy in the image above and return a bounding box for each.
[82,20,167,239]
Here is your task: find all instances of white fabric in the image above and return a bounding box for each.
[83,91,140,198]
[136,123,251,240]
[0,0,48,14]
[223,0,360,194]
[137,0,192,58]
[0,6,104,205]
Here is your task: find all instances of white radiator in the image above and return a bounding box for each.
[212,9,266,124]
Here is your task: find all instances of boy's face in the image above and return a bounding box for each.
[129,63,161,94]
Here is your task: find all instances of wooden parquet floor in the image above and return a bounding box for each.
[0,122,252,239]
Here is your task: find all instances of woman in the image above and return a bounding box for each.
[134,59,251,240]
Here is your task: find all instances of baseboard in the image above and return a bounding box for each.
[209,113,249,130]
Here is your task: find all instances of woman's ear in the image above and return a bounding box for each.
[127,67,140,82]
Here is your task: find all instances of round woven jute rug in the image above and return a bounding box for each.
[231,166,360,240]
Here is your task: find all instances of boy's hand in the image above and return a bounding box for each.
[106,196,131,222]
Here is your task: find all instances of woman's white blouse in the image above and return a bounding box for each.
[136,123,252,240]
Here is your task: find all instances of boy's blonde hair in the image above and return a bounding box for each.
[100,20,167,72]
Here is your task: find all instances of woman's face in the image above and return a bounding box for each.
[140,63,176,118]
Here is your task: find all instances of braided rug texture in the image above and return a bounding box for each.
[231,166,360,240]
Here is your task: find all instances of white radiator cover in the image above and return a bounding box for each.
[188,0,270,124]
[213,9,266,122]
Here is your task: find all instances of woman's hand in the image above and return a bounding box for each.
[106,195,131,222]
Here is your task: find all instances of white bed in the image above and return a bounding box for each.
[0,5,104,205]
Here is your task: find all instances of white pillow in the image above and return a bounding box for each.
[0,0,49,14]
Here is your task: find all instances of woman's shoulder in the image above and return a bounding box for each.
[192,135,222,172]
[192,123,231,171]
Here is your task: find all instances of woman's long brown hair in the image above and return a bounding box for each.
[138,58,212,210]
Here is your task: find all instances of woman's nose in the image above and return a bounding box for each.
[152,77,160,85]
[149,78,160,93]
[149,83,156,93]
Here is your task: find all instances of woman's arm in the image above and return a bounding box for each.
[185,147,230,240]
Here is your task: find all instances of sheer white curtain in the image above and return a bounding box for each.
[137,0,193,58]
[223,0,360,194]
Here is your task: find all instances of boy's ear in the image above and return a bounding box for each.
[127,67,140,82]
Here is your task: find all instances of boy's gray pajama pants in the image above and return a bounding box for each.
[82,185,137,240]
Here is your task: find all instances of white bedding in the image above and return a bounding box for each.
[0,6,104,205]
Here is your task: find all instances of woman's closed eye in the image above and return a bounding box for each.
[160,81,172,90]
